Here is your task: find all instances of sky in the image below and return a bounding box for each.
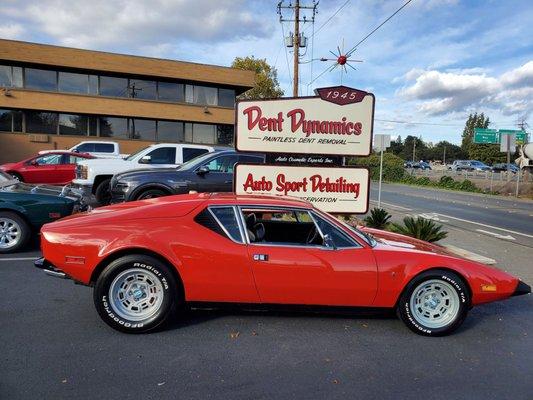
[1,0,532,145]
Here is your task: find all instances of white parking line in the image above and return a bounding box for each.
[0,257,38,261]
[475,229,516,241]
[435,213,533,239]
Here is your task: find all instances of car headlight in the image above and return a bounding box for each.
[76,165,88,179]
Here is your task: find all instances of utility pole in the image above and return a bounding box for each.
[443,145,446,165]
[412,138,416,163]
[278,1,317,97]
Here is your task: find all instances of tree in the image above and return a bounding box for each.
[389,135,404,156]
[400,135,427,161]
[461,112,490,154]
[426,141,467,163]
[231,56,284,100]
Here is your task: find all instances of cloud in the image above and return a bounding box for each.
[398,62,533,117]
[0,0,271,49]
[0,23,24,39]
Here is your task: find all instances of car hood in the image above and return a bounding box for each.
[0,182,81,202]
[114,167,178,181]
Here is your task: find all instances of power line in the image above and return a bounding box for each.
[280,15,293,83]
[303,0,351,36]
[346,0,413,57]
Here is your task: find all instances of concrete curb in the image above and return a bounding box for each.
[444,245,496,265]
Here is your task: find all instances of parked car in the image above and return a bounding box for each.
[415,161,432,170]
[72,143,215,205]
[36,193,530,335]
[491,163,519,173]
[40,140,127,159]
[451,160,490,171]
[0,151,95,185]
[110,149,264,203]
[469,160,491,171]
[0,171,83,253]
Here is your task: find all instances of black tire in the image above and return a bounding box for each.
[9,172,23,182]
[0,211,31,253]
[135,189,168,201]
[397,269,470,337]
[94,255,180,333]
[95,178,112,206]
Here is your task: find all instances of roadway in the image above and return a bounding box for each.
[370,182,533,248]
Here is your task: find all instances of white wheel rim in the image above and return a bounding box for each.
[0,217,22,249]
[109,268,164,321]
[409,279,460,329]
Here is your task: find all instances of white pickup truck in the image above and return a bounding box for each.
[40,140,127,159]
[72,143,215,204]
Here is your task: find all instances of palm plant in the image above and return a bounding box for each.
[363,208,392,229]
[390,216,448,242]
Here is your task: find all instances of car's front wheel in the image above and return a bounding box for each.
[136,189,168,201]
[0,211,30,253]
[95,178,111,205]
[94,255,180,333]
[397,270,470,336]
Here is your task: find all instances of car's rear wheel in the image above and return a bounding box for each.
[397,270,469,336]
[9,172,23,182]
[95,178,111,205]
[136,189,167,201]
[0,211,30,253]
[94,255,180,333]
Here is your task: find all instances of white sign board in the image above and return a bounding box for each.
[235,87,375,157]
[373,134,391,151]
[500,132,516,153]
[234,164,370,214]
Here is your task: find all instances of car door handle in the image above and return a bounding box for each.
[253,254,269,261]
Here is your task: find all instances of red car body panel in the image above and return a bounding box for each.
[40,193,522,308]
[1,151,94,185]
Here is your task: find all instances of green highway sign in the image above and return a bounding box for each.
[499,129,527,144]
[474,128,499,144]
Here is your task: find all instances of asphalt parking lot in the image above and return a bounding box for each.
[1,184,532,399]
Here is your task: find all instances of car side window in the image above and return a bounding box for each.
[209,207,242,242]
[95,143,114,153]
[183,148,209,162]
[145,147,176,164]
[33,154,63,165]
[311,213,359,248]
[75,143,94,153]
[204,155,239,173]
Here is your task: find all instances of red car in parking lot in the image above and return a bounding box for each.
[36,193,530,336]
[0,151,94,185]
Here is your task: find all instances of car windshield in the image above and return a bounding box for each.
[319,211,377,247]
[470,161,485,166]
[177,151,219,170]
[125,146,151,161]
[0,171,18,188]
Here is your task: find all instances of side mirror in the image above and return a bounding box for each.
[30,160,39,166]
[139,155,152,164]
[323,234,337,250]
[197,165,210,175]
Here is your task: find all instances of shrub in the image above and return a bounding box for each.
[390,216,448,242]
[349,153,405,181]
[363,208,391,229]
[415,177,432,186]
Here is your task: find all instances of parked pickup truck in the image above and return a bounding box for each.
[72,143,215,205]
[40,141,127,159]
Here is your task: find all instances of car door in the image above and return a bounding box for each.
[195,154,239,192]
[21,154,63,184]
[53,154,80,185]
[241,207,378,307]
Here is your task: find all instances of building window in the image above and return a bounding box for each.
[128,79,157,100]
[26,111,58,134]
[192,123,216,144]
[25,68,57,91]
[157,120,184,142]
[185,85,218,106]
[0,66,23,88]
[88,116,98,136]
[217,125,234,145]
[99,76,128,97]
[131,118,156,141]
[0,109,12,131]
[218,88,235,107]
[59,114,88,136]
[157,81,184,102]
[89,75,98,95]
[58,72,89,94]
[99,116,129,139]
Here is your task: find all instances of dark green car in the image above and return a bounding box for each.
[0,171,83,253]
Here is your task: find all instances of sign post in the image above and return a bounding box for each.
[373,134,391,208]
[500,131,516,180]
[234,85,375,213]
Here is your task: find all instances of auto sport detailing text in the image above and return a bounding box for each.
[235,164,369,213]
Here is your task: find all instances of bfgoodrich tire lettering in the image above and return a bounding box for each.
[397,269,470,337]
[94,255,179,333]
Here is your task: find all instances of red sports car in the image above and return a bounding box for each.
[0,151,94,185]
[36,193,530,336]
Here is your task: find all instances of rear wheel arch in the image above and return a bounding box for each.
[90,248,185,299]
[7,171,23,181]
[396,266,472,308]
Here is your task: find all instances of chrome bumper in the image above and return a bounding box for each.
[34,257,68,279]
